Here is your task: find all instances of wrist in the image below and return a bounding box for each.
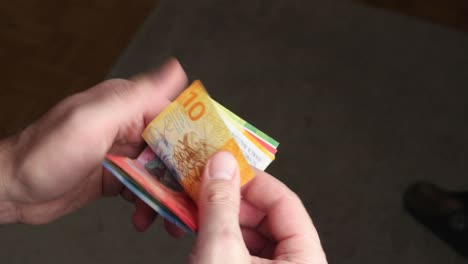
[0,136,19,223]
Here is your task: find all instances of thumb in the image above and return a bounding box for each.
[191,152,249,263]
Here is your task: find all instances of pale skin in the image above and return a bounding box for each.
[0,59,327,263]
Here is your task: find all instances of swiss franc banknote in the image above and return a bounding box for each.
[104,80,278,232]
[103,154,194,232]
[105,148,196,232]
[143,81,267,201]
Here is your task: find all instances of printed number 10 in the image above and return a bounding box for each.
[183,91,205,121]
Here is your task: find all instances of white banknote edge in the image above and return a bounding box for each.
[214,104,273,171]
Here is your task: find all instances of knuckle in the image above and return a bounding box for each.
[287,190,302,204]
[62,79,134,127]
[219,226,241,243]
[103,79,136,101]
[61,104,90,134]
[101,78,132,88]
[209,226,244,252]
[204,182,238,206]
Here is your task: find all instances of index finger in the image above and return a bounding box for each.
[132,58,187,101]
[132,58,188,124]
[241,169,321,244]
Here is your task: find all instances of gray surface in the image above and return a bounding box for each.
[2,0,468,263]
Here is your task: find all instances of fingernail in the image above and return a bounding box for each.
[208,152,238,180]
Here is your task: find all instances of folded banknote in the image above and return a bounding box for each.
[104,80,279,232]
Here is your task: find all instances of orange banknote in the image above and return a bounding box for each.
[142,81,254,202]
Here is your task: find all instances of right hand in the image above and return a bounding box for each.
[190,152,327,264]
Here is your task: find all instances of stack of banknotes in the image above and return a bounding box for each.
[103,81,279,232]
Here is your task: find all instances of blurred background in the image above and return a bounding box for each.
[1,0,467,263]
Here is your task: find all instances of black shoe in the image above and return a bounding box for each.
[404,182,468,258]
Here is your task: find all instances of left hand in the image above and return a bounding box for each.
[0,58,187,233]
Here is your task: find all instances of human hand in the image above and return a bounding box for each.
[0,59,187,233]
[190,152,327,264]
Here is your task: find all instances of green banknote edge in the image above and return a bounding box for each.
[212,99,279,148]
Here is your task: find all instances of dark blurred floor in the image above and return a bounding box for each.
[0,0,158,136]
[356,0,468,31]
[0,0,465,137]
